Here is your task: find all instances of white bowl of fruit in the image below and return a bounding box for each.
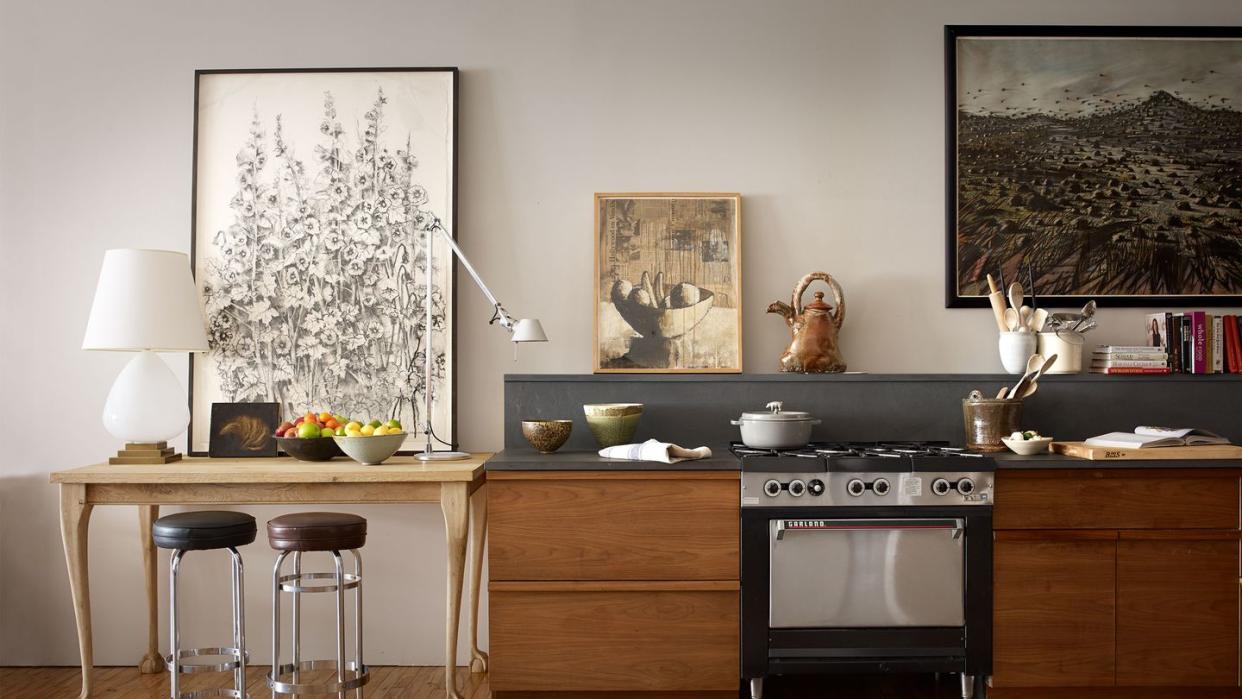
[333,419,407,465]
[1001,430,1053,456]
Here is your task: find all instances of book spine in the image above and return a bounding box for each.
[1089,367,1173,374]
[1098,345,1167,352]
[1164,312,1172,369]
[1092,350,1167,360]
[1213,315,1223,373]
[1228,315,1240,373]
[1182,315,1191,373]
[1171,313,1183,372]
[1090,360,1171,368]
[1193,311,1207,374]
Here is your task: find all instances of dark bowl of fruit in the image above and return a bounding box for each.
[274,411,348,461]
[275,436,344,461]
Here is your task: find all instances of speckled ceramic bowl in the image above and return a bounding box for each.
[521,419,573,454]
[583,403,643,448]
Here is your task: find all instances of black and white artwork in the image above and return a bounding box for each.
[190,68,456,454]
[947,27,1242,307]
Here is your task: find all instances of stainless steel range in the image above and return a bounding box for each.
[737,442,994,699]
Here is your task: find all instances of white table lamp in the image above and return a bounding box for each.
[418,219,547,460]
[83,249,209,463]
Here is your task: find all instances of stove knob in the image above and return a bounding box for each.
[872,478,891,496]
[763,479,782,497]
[808,479,826,496]
[846,479,866,497]
[788,479,806,497]
[932,478,952,496]
[956,477,976,495]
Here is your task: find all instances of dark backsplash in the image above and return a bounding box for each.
[504,374,1242,450]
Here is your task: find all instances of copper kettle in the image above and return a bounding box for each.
[767,271,847,373]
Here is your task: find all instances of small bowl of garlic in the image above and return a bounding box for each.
[1001,430,1053,456]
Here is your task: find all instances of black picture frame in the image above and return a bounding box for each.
[945,25,1242,308]
[187,67,459,456]
[209,402,280,458]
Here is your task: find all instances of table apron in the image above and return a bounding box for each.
[82,481,471,505]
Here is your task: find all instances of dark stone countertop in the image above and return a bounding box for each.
[485,447,740,471]
[485,448,1242,472]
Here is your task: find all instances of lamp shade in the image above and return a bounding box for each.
[511,318,547,343]
[82,249,210,351]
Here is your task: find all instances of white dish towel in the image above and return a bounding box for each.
[598,438,713,463]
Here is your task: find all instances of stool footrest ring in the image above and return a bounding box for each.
[172,688,249,699]
[278,571,362,594]
[267,660,369,694]
[165,647,250,674]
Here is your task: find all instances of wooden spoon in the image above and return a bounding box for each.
[1006,354,1045,399]
[1007,282,1025,314]
[1019,305,1033,332]
[1018,353,1060,399]
[1003,308,1019,332]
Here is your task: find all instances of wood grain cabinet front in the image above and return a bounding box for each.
[487,470,741,697]
[993,470,1242,695]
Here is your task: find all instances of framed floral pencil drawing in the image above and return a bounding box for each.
[189,68,457,455]
[594,193,742,373]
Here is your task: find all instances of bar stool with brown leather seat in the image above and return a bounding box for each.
[266,512,369,698]
[152,510,256,699]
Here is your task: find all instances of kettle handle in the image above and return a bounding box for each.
[792,271,846,330]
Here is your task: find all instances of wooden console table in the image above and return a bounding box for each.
[50,454,492,699]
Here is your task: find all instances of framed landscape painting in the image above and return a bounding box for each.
[946,26,1242,307]
[189,68,457,455]
[594,193,742,373]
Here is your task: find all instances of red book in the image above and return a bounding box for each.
[1227,315,1240,373]
[1192,311,1207,374]
[1089,367,1173,374]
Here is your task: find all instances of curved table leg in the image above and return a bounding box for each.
[138,505,162,673]
[467,483,488,674]
[60,483,94,699]
[441,482,469,699]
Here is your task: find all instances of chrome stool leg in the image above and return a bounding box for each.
[268,550,368,697]
[166,548,250,699]
[169,550,184,699]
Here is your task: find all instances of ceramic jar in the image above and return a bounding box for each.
[998,332,1037,374]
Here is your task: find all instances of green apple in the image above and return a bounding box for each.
[296,421,321,439]
[320,426,335,438]
[367,419,382,429]
[385,419,402,430]
[335,426,346,436]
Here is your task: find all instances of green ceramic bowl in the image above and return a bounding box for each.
[583,403,643,447]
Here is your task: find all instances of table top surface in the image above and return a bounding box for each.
[50,453,492,484]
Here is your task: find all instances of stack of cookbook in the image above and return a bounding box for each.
[1091,345,1170,374]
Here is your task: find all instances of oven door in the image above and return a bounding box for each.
[769,518,965,628]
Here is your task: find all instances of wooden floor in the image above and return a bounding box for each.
[0,666,489,698]
[0,666,991,698]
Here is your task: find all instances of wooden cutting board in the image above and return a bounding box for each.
[1052,441,1242,460]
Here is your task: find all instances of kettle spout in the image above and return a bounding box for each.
[766,300,794,327]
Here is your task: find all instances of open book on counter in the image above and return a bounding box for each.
[1085,426,1230,449]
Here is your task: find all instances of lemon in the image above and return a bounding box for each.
[361,424,376,437]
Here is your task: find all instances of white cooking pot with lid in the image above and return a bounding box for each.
[731,401,821,449]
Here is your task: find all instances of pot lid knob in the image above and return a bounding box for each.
[765,401,784,413]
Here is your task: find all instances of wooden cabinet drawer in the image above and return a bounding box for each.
[996,472,1239,530]
[488,473,739,581]
[994,534,1117,687]
[489,583,739,692]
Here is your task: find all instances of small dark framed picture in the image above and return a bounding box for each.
[209,402,280,458]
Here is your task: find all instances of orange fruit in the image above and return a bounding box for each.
[325,419,340,430]
[318,411,333,423]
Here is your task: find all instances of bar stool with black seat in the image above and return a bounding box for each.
[152,510,257,699]
[267,512,369,698]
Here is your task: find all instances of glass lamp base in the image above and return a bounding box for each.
[415,450,471,461]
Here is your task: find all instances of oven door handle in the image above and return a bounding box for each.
[773,518,965,540]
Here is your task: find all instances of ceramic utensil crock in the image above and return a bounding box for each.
[1037,331,1084,374]
[962,390,1023,452]
[998,332,1037,374]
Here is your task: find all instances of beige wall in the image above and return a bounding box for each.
[3,0,1240,666]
